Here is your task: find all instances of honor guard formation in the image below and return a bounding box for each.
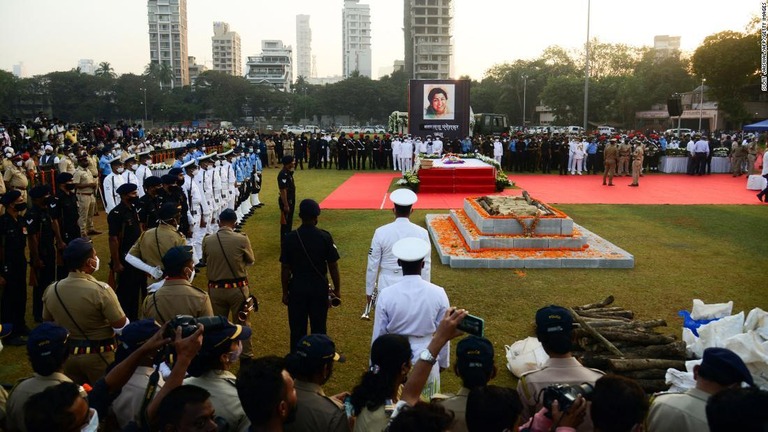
[0,120,764,432]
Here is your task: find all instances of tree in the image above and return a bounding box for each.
[692,29,760,126]
[95,61,116,79]
[144,62,174,90]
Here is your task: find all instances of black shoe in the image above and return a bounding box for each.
[758,193,764,202]
[256,203,265,208]
[195,262,207,269]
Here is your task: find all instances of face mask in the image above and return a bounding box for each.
[81,408,99,432]
[130,164,138,171]
[192,169,199,176]
[187,267,196,283]
[206,166,213,171]
[226,342,243,363]
[128,195,139,204]
[91,256,100,272]
[15,161,23,167]
[116,167,125,174]
[215,160,221,167]
[65,183,76,191]
[14,203,27,212]
[201,147,207,152]
[176,179,185,186]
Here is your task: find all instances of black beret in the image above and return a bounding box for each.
[282,155,295,165]
[62,238,93,262]
[0,190,21,206]
[29,185,52,199]
[298,199,321,218]
[162,246,193,272]
[57,172,74,183]
[158,202,181,220]
[219,208,237,222]
[116,183,138,195]
[144,176,161,188]
[161,174,177,185]
[168,168,183,176]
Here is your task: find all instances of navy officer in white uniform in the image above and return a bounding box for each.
[365,188,431,309]
[372,237,449,400]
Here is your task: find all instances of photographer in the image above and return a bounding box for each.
[516,305,603,432]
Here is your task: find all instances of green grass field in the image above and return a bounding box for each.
[2,167,767,397]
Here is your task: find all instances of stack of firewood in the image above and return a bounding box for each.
[568,296,686,393]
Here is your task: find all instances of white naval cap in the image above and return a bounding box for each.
[108,155,122,164]
[181,159,197,169]
[392,237,430,262]
[390,188,418,206]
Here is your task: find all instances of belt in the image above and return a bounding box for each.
[380,268,401,275]
[76,192,93,195]
[69,338,116,355]
[208,277,248,289]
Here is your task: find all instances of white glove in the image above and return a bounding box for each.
[150,266,164,280]
[125,253,164,280]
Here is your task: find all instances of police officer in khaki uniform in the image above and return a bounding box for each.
[42,238,129,385]
[203,208,256,360]
[629,142,644,187]
[4,154,29,202]
[433,336,497,432]
[73,154,99,236]
[647,347,754,432]
[284,334,348,432]
[617,140,631,176]
[516,305,603,432]
[125,202,187,284]
[602,138,618,186]
[5,322,74,432]
[141,245,213,323]
[184,319,253,432]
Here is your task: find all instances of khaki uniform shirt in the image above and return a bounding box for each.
[619,143,632,157]
[73,166,95,193]
[24,158,37,175]
[4,166,28,191]
[433,387,470,432]
[285,380,348,432]
[6,372,73,432]
[128,224,186,269]
[141,278,213,323]
[202,227,255,281]
[353,405,389,432]
[42,271,125,341]
[184,370,250,432]
[646,388,709,432]
[517,357,604,432]
[111,366,164,430]
[59,157,76,174]
[604,144,618,163]
[88,155,99,177]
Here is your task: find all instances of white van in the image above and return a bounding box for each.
[597,126,616,136]
[566,126,584,135]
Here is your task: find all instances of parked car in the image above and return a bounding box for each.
[597,126,616,136]
[664,128,693,137]
[566,126,585,135]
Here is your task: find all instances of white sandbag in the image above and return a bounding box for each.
[664,359,702,393]
[747,174,767,191]
[683,327,704,358]
[744,308,768,341]
[697,311,744,349]
[505,337,549,378]
[691,299,733,320]
[724,331,768,365]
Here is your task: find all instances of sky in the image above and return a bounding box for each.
[0,0,758,81]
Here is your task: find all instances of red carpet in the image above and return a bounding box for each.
[320,172,763,210]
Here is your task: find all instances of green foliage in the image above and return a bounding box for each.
[692,30,761,125]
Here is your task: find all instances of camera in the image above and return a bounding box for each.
[165,315,228,339]
[541,383,594,414]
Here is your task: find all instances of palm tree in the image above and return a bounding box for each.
[95,61,116,79]
[144,62,174,90]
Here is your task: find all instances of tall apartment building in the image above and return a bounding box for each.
[245,40,293,92]
[78,59,95,75]
[212,22,242,77]
[147,0,189,88]
[654,35,681,58]
[404,0,454,80]
[342,0,372,78]
[296,15,312,79]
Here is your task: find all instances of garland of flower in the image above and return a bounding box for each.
[510,211,541,237]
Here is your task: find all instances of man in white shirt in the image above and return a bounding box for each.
[372,237,449,400]
[401,138,414,174]
[103,156,126,213]
[183,160,209,264]
[365,189,431,318]
[686,135,697,175]
[134,151,153,198]
[493,137,503,164]
[432,136,444,156]
[122,154,140,187]
[692,134,710,176]
[392,136,402,172]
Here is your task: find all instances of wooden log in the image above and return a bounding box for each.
[598,330,676,346]
[581,318,632,326]
[578,353,612,371]
[621,369,669,380]
[576,310,635,320]
[585,319,668,330]
[568,307,624,357]
[574,295,615,311]
[608,358,685,372]
[621,341,686,359]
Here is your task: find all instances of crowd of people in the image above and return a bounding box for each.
[0,115,766,432]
